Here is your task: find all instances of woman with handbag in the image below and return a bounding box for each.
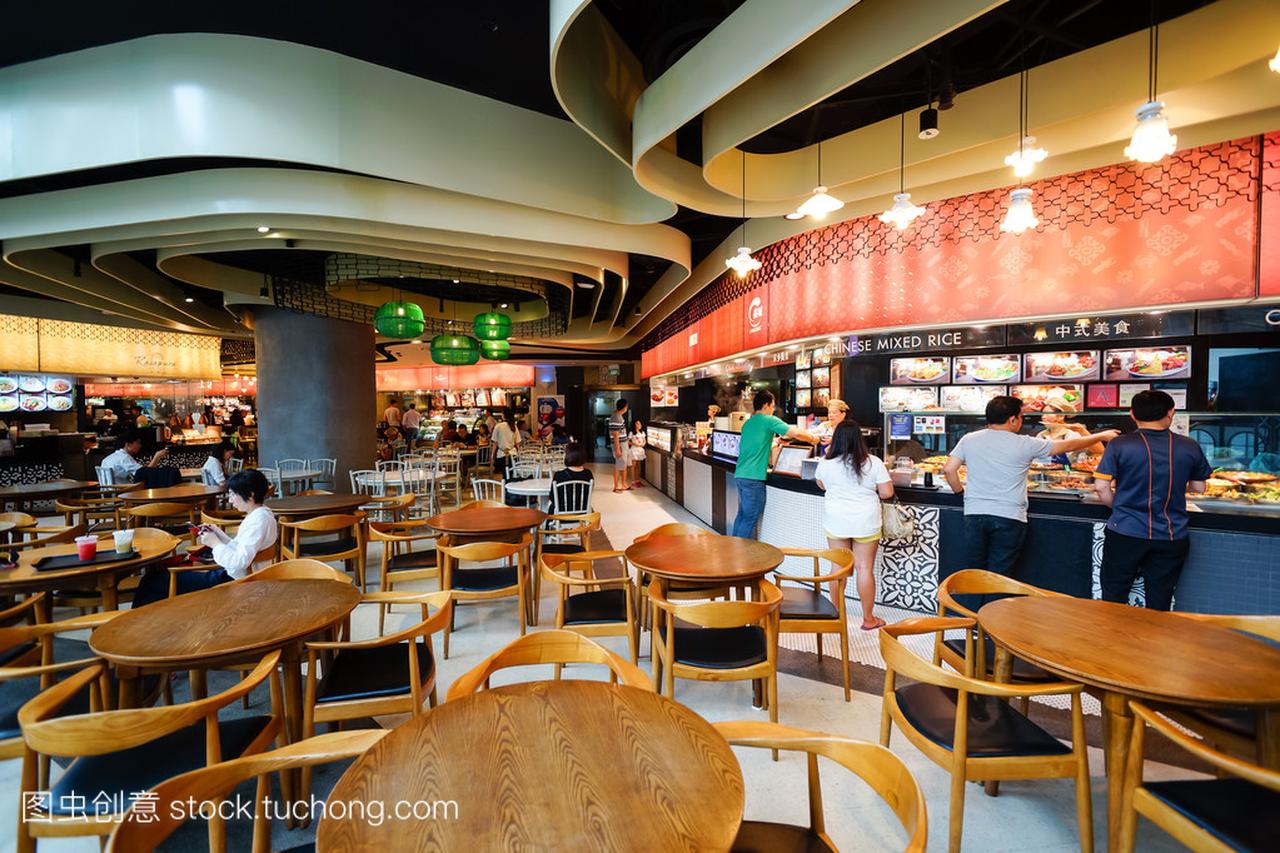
[814,421,894,630]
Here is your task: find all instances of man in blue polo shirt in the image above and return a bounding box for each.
[1093,390,1212,610]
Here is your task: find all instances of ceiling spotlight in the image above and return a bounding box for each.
[783,211,805,221]
[918,107,939,140]
[1125,101,1176,163]
[452,278,460,284]
[577,281,597,289]
[1000,188,1039,235]
[256,225,270,234]
[411,339,422,345]
[499,303,508,309]
[183,296,195,303]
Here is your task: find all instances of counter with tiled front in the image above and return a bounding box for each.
[662,450,1280,616]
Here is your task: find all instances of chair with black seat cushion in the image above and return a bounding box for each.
[541,549,637,664]
[17,651,283,853]
[717,720,927,852]
[368,520,439,628]
[880,617,1092,853]
[278,513,366,590]
[435,535,532,658]
[446,630,650,700]
[775,547,854,702]
[532,510,600,626]
[107,729,386,853]
[934,569,1062,685]
[301,591,450,801]
[649,579,783,725]
[1120,700,1280,853]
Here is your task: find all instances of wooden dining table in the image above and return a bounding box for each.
[625,533,784,592]
[424,505,546,538]
[0,479,97,511]
[120,482,225,504]
[266,493,368,519]
[980,596,1280,850]
[0,531,177,616]
[316,680,744,851]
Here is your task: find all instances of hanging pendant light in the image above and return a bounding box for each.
[878,113,924,230]
[429,334,480,366]
[725,150,762,278]
[373,299,425,339]
[1271,45,1280,73]
[480,339,511,360]
[1003,68,1047,178]
[794,143,844,219]
[1125,15,1176,163]
[472,310,512,341]
[1000,188,1039,234]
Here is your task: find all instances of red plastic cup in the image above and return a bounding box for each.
[75,536,97,561]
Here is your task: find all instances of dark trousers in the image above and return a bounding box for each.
[132,566,232,608]
[963,514,1028,576]
[1100,529,1189,611]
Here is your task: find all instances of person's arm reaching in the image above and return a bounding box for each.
[1049,430,1119,456]
[783,425,818,444]
[943,455,965,494]
[1187,446,1213,495]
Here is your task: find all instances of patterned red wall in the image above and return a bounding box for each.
[642,135,1268,379]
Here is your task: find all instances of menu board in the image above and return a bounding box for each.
[773,445,812,477]
[952,354,1020,385]
[795,389,811,408]
[879,386,939,412]
[1023,351,1100,382]
[711,430,741,462]
[1086,384,1119,409]
[664,387,680,407]
[475,389,491,407]
[811,367,830,388]
[0,374,74,414]
[1118,383,1149,407]
[1010,384,1084,413]
[794,350,812,370]
[794,370,810,389]
[889,356,950,386]
[646,425,673,452]
[940,385,1006,413]
[1104,346,1191,381]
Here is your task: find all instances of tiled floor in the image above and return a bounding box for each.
[0,464,1197,851]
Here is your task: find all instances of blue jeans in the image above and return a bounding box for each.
[132,567,232,608]
[732,477,767,538]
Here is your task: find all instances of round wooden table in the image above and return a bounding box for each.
[0,531,177,613]
[121,483,225,504]
[625,534,783,588]
[980,596,1280,849]
[317,681,744,851]
[0,479,97,510]
[266,493,367,518]
[425,505,546,537]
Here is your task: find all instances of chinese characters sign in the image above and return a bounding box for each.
[1006,312,1194,345]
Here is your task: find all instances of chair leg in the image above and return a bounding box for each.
[839,628,851,703]
[948,760,968,853]
[1073,694,1096,853]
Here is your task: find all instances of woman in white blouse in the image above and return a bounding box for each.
[201,440,237,486]
[132,469,278,606]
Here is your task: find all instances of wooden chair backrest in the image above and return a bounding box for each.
[0,592,46,629]
[127,502,194,523]
[436,533,532,562]
[633,522,712,544]
[367,520,435,542]
[106,730,386,853]
[126,527,179,549]
[296,489,334,496]
[936,570,1057,617]
[279,513,361,533]
[457,499,504,510]
[776,547,854,582]
[647,579,783,628]
[200,510,244,530]
[9,523,88,550]
[445,630,651,700]
[0,511,37,530]
[1173,612,1280,643]
[1130,701,1280,792]
[715,720,928,852]
[243,560,350,583]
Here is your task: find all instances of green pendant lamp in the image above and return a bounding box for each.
[373,300,425,339]
[430,334,480,365]
[480,339,511,360]
[473,311,512,341]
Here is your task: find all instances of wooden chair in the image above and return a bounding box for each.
[4,523,89,553]
[1119,700,1280,853]
[879,617,1092,853]
[1157,613,1280,764]
[934,569,1062,685]
[278,513,366,590]
[239,559,351,583]
[301,591,451,799]
[541,549,638,664]
[166,541,276,597]
[471,478,504,503]
[532,510,600,625]
[54,496,123,534]
[434,534,533,658]
[457,498,504,511]
[200,508,245,535]
[648,579,783,724]
[445,629,650,700]
[0,512,39,543]
[631,522,713,544]
[106,730,386,853]
[17,651,284,853]
[126,501,198,545]
[775,547,855,701]
[716,720,928,852]
[295,488,333,496]
[368,521,439,631]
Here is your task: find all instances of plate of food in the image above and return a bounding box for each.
[972,360,1018,383]
[0,396,17,413]
[46,377,72,394]
[0,377,17,394]
[1011,385,1084,413]
[1216,471,1279,486]
[1129,349,1189,378]
[19,394,46,412]
[1025,351,1098,381]
[47,395,73,412]
[907,361,948,383]
[18,376,45,393]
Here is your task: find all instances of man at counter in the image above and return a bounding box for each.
[402,402,422,445]
[943,396,1117,575]
[1092,390,1212,610]
[100,428,170,483]
[731,390,817,538]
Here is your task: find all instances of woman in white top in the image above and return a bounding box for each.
[201,440,237,486]
[814,421,894,630]
[131,468,279,606]
[492,411,520,477]
[628,420,647,487]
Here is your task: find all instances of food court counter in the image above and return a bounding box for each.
[662,450,1279,616]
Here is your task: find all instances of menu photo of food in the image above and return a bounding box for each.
[1010,384,1084,413]
[475,389,491,407]
[649,385,666,406]
[952,354,1020,385]
[879,386,940,412]
[0,377,19,394]
[47,395,74,412]
[0,395,17,413]
[794,370,810,389]
[795,388,812,408]
[812,387,831,408]
[19,394,47,412]
[18,376,45,393]
[664,387,680,407]
[1104,346,1191,380]
[811,367,830,388]
[940,385,1007,413]
[811,348,832,367]
[889,356,950,386]
[46,377,73,395]
[1024,351,1100,382]
[794,350,812,370]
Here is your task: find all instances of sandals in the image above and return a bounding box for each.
[860,617,887,631]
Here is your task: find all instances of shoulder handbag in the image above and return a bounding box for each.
[881,498,916,541]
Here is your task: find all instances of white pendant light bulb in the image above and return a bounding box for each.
[1000,188,1038,235]
[878,193,925,230]
[796,186,844,219]
[1004,136,1048,178]
[1124,101,1177,163]
[1270,45,1280,73]
[725,246,762,278]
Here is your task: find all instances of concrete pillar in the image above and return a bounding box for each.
[250,307,375,492]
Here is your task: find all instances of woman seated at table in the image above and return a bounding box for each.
[132,469,278,607]
[201,440,237,486]
[474,423,491,445]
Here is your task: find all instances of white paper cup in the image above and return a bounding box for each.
[112,529,135,553]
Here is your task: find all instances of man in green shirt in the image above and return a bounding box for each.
[732,389,816,538]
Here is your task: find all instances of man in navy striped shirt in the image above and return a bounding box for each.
[1093,390,1212,610]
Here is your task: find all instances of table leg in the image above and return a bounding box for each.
[1102,691,1133,852]
[1259,708,1280,769]
[117,666,141,709]
[99,576,118,612]
[281,643,305,827]
[189,668,208,701]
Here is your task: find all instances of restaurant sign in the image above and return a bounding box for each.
[1195,305,1280,335]
[1006,311,1194,346]
[830,325,1006,357]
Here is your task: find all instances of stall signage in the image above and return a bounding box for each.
[743,290,768,349]
[913,415,946,435]
[1006,311,1194,345]
[831,325,1005,357]
[888,413,912,440]
[1196,305,1280,335]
